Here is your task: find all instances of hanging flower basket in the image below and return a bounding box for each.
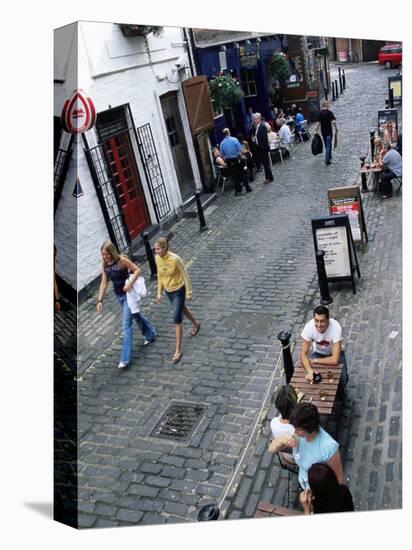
[209,73,242,112]
[118,24,163,38]
[270,52,291,86]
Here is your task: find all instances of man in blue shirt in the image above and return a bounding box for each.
[220,128,244,196]
[294,107,305,141]
[381,142,402,198]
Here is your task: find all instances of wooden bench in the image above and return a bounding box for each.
[255,501,303,518]
[290,363,344,416]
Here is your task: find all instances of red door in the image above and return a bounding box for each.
[103,133,150,239]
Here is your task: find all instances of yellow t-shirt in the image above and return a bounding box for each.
[155,252,192,299]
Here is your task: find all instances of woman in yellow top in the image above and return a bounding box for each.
[154,237,200,363]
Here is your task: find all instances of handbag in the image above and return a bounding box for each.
[311,133,323,155]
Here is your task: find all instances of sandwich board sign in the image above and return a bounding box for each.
[327,186,368,244]
[388,75,402,106]
[311,214,360,294]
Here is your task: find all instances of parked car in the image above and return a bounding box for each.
[378,43,402,69]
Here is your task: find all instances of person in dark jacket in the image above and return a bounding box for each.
[300,462,354,514]
[253,112,274,183]
[314,99,338,165]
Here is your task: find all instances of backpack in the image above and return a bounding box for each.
[311,133,323,155]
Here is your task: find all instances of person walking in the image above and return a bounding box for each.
[253,112,274,183]
[96,240,157,369]
[314,99,337,165]
[219,128,243,196]
[154,237,200,364]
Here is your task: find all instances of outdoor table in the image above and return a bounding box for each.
[360,164,382,174]
[255,502,303,518]
[290,363,343,416]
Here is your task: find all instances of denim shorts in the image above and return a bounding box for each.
[166,285,186,324]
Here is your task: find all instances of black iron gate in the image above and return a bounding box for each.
[135,123,171,221]
[54,130,75,215]
[81,133,131,255]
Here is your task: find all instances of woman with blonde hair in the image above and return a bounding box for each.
[370,136,385,191]
[154,237,200,363]
[96,240,157,369]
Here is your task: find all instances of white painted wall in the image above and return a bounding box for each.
[54,21,202,291]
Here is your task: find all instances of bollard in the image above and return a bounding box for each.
[339,76,343,94]
[342,69,346,89]
[142,232,158,278]
[277,330,294,384]
[332,82,336,101]
[335,79,339,98]
[389,88,394,108]
[338,66,342,78]
[198,504,219,521]
[324,87,328,101]
[315,250,333,305]
[195,191,208,232]
[370,129,376,161]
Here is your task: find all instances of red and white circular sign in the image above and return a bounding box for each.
[61,90,96,134]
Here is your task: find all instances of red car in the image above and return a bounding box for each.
[378,43,402,69]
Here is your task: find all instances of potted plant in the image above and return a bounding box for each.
[208,73,242,114]
[270,52,291,86]
[118,24,163,38]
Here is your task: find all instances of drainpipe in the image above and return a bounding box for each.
[183,27,196,77]
[348,38,353,63]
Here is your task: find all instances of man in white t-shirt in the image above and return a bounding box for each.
[300,305,347,388]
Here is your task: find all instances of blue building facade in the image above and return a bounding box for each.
[192,34,284,145]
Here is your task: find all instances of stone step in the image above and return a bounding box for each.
[182,192,218,219]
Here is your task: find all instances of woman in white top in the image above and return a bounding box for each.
[268,385,298,461]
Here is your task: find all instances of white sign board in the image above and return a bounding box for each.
[315,226,351,278]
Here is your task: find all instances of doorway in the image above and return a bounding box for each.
[160,93,195,201]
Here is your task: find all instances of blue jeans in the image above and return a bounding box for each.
[323,134,333,163]
[166,286,186,324]
[116,294,133,364]
[132,312,157,342]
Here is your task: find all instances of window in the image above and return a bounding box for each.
[240,69,257,97]
[165,116,179,147]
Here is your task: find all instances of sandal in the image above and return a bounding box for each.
[172,352,182,364]
[190,322,201,337]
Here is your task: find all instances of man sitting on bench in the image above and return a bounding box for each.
[300,305,348,393]
[381,141,402,199]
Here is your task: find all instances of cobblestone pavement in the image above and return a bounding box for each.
[54,62,402,527]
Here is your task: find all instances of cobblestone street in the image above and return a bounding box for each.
[55,62,402,527]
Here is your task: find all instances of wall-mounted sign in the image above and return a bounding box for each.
[311,214,360,294]
[328,186,368,244]
[239,43,259,69]
[61,90,96,134]
[388,75,402,106]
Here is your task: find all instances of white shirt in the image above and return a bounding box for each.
[301,318,343,356]
[126,276,147,314]
[270,417,295,439]
[279,123,292,145]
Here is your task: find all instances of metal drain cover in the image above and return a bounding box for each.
[151,401,206,443]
